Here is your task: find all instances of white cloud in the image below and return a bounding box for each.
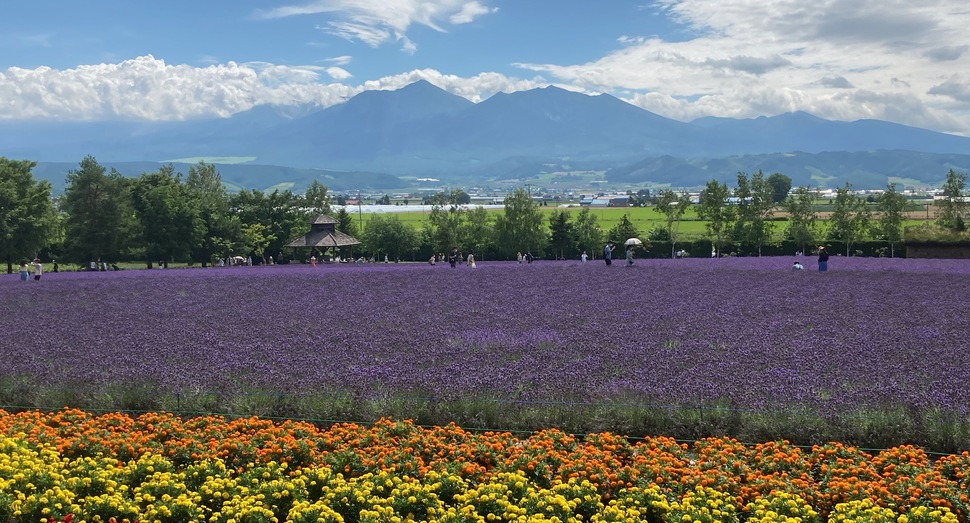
[326,55,353,66]
[0,55,356,121]
[450,2,496,24]
[325,66,352,80]
[516,0,970,134]
[0,56,544,121]
[261,0,496,51]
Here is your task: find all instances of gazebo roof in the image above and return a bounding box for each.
[286,229,360,248]
[285,214,360,248]
[311,215,337,225]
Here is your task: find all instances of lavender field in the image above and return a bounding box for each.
[3,257,970,450]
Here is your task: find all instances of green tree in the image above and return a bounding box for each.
[426,199,465,253]
[606,214,641,247]
[363,214,418,261]
[827,182,871,256]
[875,183,910,257]
[697,179,734,256]
[449,189,471,205]
[766,172,793,204]
[302,180,332,217]
[334,207,356,236]
[548,210,575,259]
[131,165,203,268]
[333,207,357,259]
[936,168,967,231]
[0,158,58,273]
[494,188,547,258]
[733,171,776,255]
[461,206,495,259]
[61,155,138,264]
[229,189,305,262]
[784,186,818,254]
[185,161,240,266]
[570,207,603,259]
[375,194,391,205]
[654,189,692,257]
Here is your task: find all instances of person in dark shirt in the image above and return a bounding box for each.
[817,246,830,272]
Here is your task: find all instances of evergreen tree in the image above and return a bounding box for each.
[61,155,138,264]
[548,210,575,259]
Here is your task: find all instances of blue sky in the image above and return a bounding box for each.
[1,0,969,135]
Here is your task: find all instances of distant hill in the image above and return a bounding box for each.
[4,80,970,189]
[605,150,970,188]
[30,161,406,194]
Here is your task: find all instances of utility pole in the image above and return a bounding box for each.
[357,191,363,233]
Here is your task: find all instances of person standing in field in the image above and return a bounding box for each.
[18,261,30,281]
[818,246,830,272]
[31,259,43,281]
[581,251,588,263]
[467,250,476,268]
[625,245,635,267]
[603,241,615,266]
[310,255,317,268]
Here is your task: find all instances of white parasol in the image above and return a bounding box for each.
[624,238,643,246]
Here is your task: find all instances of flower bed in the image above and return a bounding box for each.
[0,410,968,523]
[2,258,970,450]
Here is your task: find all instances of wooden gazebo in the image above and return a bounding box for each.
[286,215,360,259]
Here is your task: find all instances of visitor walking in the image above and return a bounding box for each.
[625,246,635,267]
[818,246,830,272]
[603,241,615,266]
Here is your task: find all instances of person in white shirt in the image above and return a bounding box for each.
[792,260,804,270]
[581,251,588,263]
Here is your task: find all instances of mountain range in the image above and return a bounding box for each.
[3,80,970,192]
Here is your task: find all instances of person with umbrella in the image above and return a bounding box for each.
[624,238,641,267]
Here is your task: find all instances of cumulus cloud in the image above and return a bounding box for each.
[0,55,357,121]
[516,0,970,134]
[260,0,496,51]
[0,56,546,121]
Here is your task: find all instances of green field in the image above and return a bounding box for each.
[355,204,933,243]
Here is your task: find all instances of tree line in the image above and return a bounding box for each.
[2,156,966,272]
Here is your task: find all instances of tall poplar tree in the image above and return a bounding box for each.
[875,182,909,257]
[697,179,734,257]
[784,186,818,255]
